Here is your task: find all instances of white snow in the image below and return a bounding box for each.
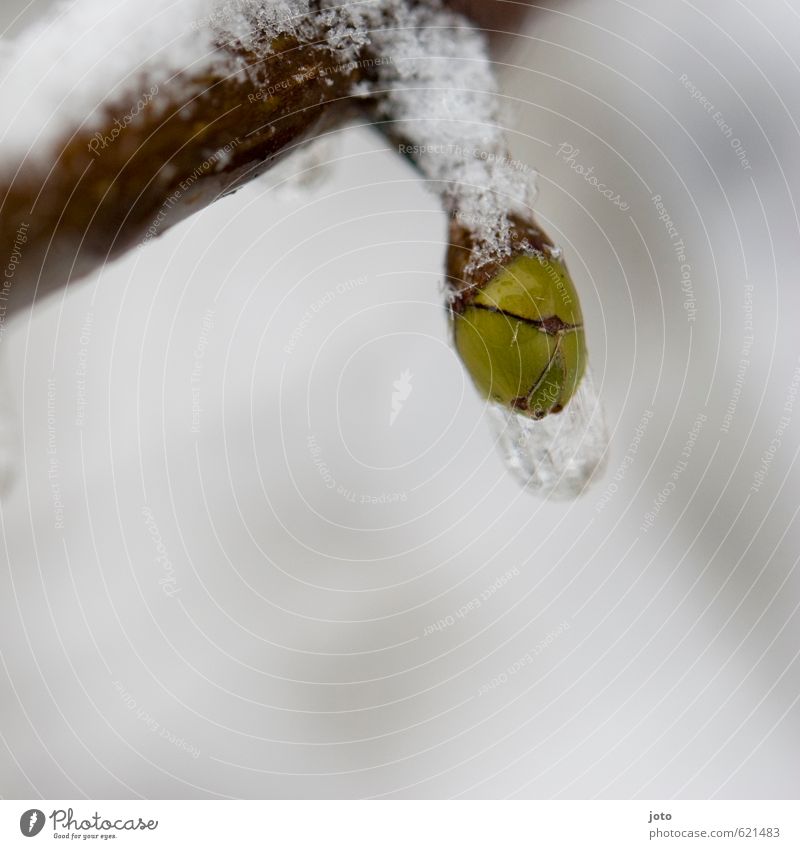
[352,2,535,263]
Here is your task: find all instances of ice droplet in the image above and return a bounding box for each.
[487,369,608,499]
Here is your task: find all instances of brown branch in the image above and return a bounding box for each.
[0,30,364,312]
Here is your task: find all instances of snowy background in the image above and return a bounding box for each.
[1,0,799,798]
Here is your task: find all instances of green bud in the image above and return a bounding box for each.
[453,252,586,418]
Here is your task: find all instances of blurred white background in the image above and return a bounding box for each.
[1,0,799,798]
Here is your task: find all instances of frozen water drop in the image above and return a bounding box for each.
[487,369,608,499]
